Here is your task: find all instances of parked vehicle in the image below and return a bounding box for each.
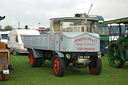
[36,27,47,34]
[0,31,10,47]
[24,17,102,77]
[0,17,14,81]
[104,17,128,68]
[0,42,10,80]
[7,30,40,55]
[109,25,125,41]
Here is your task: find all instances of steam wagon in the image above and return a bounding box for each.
[24,17,102,77]
[104,17,128,68]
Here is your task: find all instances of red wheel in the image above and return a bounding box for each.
[52,54,65,77]
[29,50,43,67]
[30,52,34,65]
[54,58,60,74]
[89,57,102,75]
[90,67,96,72]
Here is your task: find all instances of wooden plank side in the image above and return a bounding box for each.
[24,35,49,50]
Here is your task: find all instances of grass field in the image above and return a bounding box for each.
[0,54,128,85]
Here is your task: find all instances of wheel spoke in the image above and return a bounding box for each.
[110,48,114,52]
[113,56,118,61]
[113,46,116,52]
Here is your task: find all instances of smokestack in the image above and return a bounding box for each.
[75,13,86,17]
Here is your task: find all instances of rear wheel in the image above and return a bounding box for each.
[52,54,65,77]
[29,50,44,67]
[12,50,17,55]
[108,43,124,68]
[89,57,102,75]
[10,49,17,56]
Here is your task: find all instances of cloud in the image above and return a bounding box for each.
[0,0,128,29]
[90,0,128,18]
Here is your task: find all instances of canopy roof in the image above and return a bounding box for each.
[50,17,98,21]
[104,17,128,24]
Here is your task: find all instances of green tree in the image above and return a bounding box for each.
[0,25,2,29]
[46,28,50,31]
[4,25,13,31]
[0,25,4,31]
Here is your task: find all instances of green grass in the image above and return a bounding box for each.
[0,54,128,85]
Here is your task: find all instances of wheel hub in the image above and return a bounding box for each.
[55,63,57,68]
[54,58,60,74]
[114,52,117,56]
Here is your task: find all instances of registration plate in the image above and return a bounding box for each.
[3,70,9,74]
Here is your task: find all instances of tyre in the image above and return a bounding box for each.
[38,58,45,67]
[108,43,124,68]
[89,57,102,75]
[10,49,14,55]
[52,54,65,77]
[12,50,17,56]
[29,50,43,67]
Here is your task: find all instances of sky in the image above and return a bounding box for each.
[0,0,128,29]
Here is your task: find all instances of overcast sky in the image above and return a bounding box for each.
[0,0,128,29]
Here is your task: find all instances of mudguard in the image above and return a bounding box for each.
[55,51,64,58]
[29,48,44,58]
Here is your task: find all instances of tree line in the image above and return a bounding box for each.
[0,25,50,31]
[0,25,13,31]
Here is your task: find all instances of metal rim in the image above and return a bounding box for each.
[108,43,121,67]
[30,52,34,65]
[54,58,60,74]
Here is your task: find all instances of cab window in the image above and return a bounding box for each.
[62,20,85,32]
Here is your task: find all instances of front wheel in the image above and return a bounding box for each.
[52,54,65,77]
[89,57,102,75]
